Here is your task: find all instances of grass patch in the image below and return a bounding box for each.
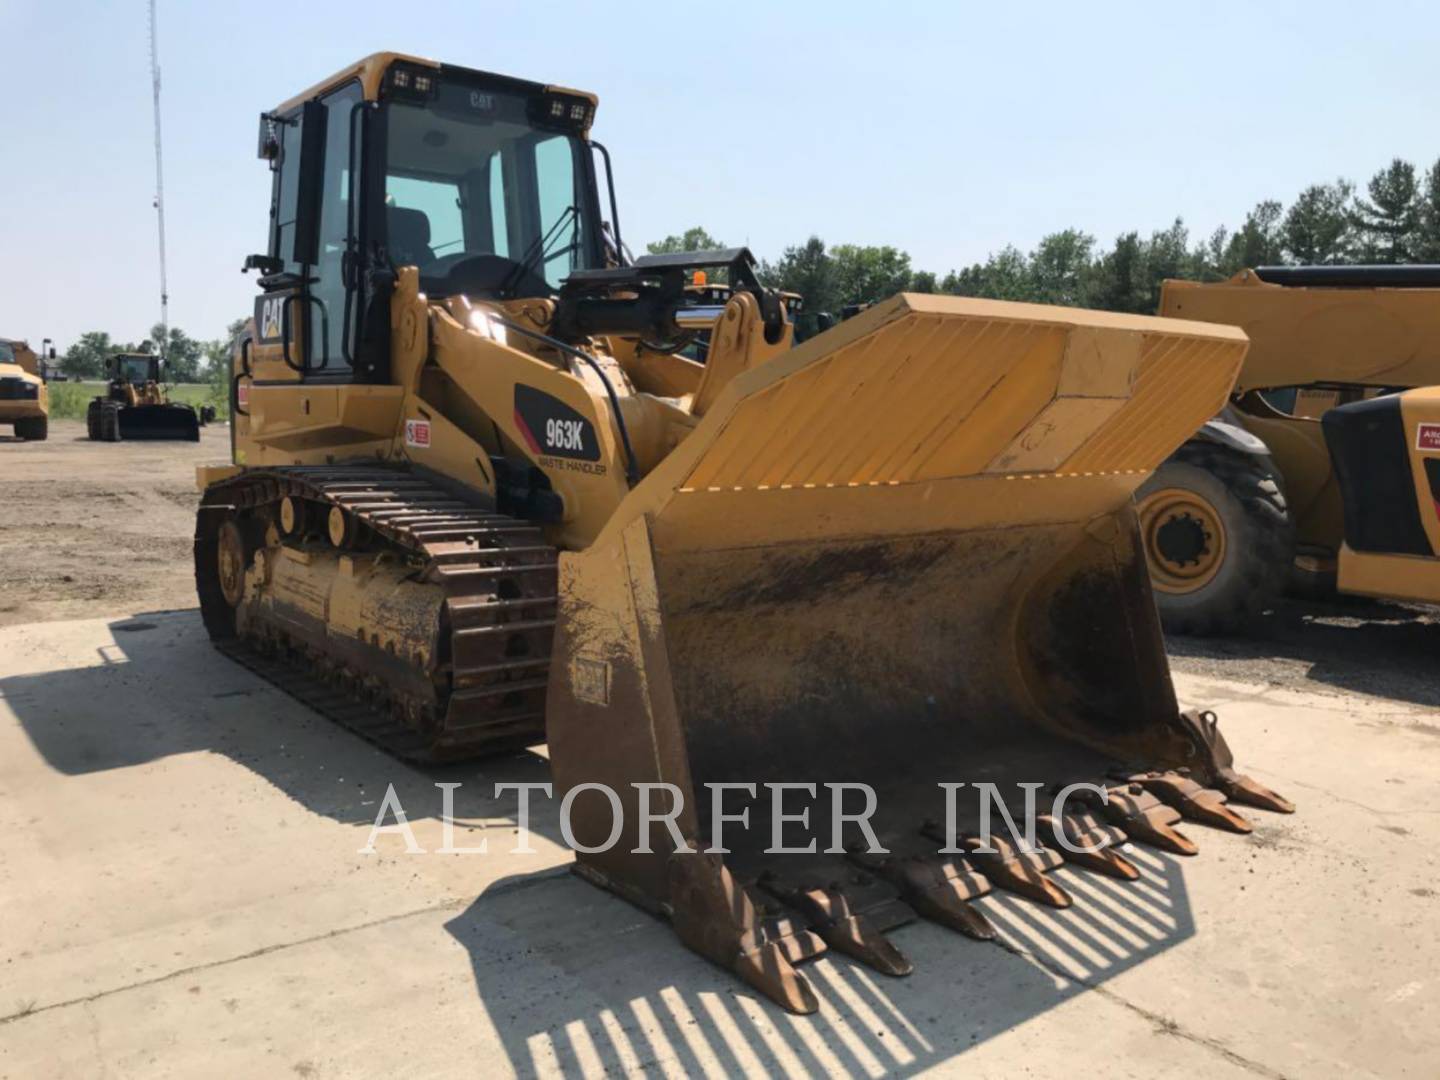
[45,381,229,422]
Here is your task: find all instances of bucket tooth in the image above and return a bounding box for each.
[1176,708,1296,814]
[759,911,827,968]
[1093,784,1198,856]
[847,849,997,941]
[758,875,914,977]
[921,823,1072,908]
[668,852,821,1014]
[1037,811,1140,881]
[1130,771,1253,834]
[1222,772,1297,815]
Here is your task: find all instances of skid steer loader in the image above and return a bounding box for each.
[1150,266,1440,630]
[196,52,1292,1013]
[87,352,208,441]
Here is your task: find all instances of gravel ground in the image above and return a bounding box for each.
[1167,594,1440,708]
[0,419,225,626]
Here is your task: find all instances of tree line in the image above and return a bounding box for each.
[55,153,1440,375]
[59,320,248,382]
[650,155,1440,317]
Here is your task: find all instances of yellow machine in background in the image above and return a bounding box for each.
[1149,265,1440,630]
[1321,384,1440,603]
[196,52,1291,1012]
[87,352,208,441]
[0,338,50,441]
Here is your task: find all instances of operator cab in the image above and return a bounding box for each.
[113,354,158,384]
[248,54,609,382]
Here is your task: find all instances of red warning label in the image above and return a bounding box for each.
[1417,423,1440,452]
[405,419,432,449]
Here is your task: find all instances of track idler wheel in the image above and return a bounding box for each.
[280,496,310,537]
[216,519,249,607]
[328,505,357,549]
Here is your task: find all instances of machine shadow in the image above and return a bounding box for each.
[2,608,549,827]
[1167,594,1440,708]
[446,840,1200,1078]
[5,607,1213,1074]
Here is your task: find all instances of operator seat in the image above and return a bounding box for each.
[387,206,437,267]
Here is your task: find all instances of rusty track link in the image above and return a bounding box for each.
[195,465,557,762]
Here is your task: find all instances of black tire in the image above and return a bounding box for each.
[1136,442,1293,636]
[100,401,122,442]
[86,399,101,440]
[14,416,47,441]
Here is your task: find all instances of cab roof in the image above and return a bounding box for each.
[271,51,597,115]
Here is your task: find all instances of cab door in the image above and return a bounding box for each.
[247,81,366,385]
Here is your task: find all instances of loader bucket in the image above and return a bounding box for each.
[547,294,1291,1012]
[118,402,201,441]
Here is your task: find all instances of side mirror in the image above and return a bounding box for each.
[291,99,328,267]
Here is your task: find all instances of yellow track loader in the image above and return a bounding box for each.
[196,52,1291,1012]
[87,352,207,441]
[1151,266,1440,628]
[0,338,50,441]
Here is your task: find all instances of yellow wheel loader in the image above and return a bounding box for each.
[87,352,208,442]
[1152,266,1440,630]
[0,339,51,441]
[196,52,1291,1013]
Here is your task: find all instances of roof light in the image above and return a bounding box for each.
[386,63,439,100]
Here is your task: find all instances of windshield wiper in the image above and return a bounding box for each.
[500,204,580,297]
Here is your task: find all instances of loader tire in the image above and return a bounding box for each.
[86,399,100,440]
[1136,444,1293,636]
[99,402,121,442]
[14,416,47,441]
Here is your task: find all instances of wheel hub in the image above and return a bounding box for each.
[1137,487,1227,594]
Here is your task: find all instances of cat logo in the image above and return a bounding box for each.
[255,295,287,344]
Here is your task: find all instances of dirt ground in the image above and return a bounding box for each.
[0,419,223,626]
[3,419,1438,705]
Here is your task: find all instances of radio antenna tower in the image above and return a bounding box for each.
[148,0,169,361]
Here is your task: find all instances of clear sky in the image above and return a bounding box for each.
[3,0,1437,350]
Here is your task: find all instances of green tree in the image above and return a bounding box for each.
[828,244,913,306]
[1412,159,1440,261]
[909,269,938,294]
[1088,233,1149,313]
[61,331,115,379]
[1283,181,1355,264]
[1195,226,1232,280]
[1220,200,1285,273]
[1352,159,1420,262]
[645,227,725,255]
[764,236,837,313]
[1028,229,1095,306]
[943,247,1034,301]
[149,323,204,382]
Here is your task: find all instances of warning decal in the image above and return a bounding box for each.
[1417,423,1440,452]
[405,419,432,449]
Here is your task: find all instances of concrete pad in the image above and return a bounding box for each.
[0,611,1436,1077]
